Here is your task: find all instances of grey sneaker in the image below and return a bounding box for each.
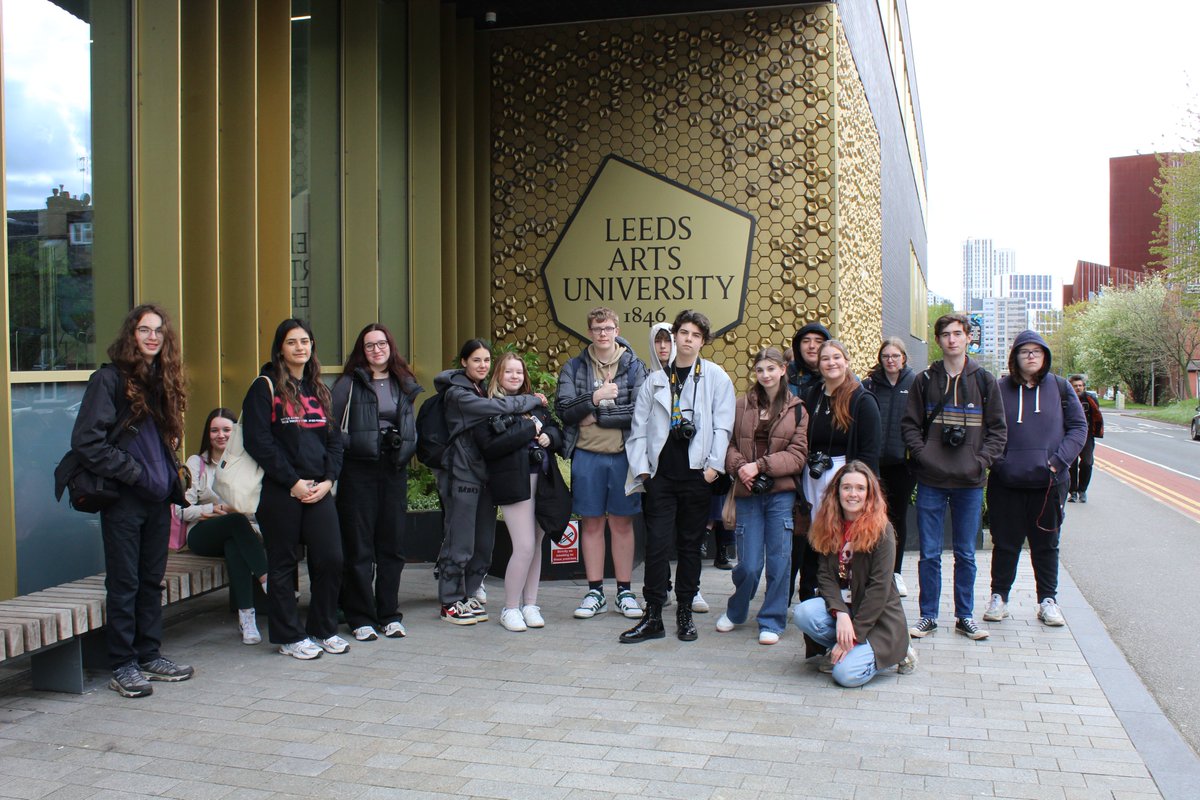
[353,625,379,641]
[616,590,642,619]
[279,639,323,660]
[1038,598,1066,627]
[574,589,608,619]
[955,617,990,640]
[316,635,351,654]
[897,645,918,675]
[382,620,407,638]
[982,593,1010,622]
[110,663,152,697]
[138,656,194,682]
[909,617,938,638]
[691,592,710,613]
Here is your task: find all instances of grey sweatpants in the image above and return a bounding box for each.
[436,473,497,605]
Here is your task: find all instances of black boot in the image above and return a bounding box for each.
[713,544,733,570]
[619,603,665,643]
[676,605,698,641]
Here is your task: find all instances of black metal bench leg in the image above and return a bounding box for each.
[30,639,85,694]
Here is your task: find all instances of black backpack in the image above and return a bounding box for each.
[415,388,453,469]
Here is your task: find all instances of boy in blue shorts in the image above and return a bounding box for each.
[557,307,649,619]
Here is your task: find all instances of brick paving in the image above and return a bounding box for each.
[0,553,1175,799]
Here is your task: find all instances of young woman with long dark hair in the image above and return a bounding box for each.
[69,303,192,697]
[792,461,916,687]
[177,408,269,645]
[243,319,345,660]
[433,339,546,625]
[331,323,422,641]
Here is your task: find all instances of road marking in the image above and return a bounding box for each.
[1094,447,1200,523]
[1096,443,1200,482]
[1097,459,1200,515]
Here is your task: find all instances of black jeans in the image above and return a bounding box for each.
[100,487,170,669]
[642,473,711,607]
[337,459,408,628]
[1069,436,1095,494]
[987,479,1067,603]
[880,463,917,573]
[257,480,343,644]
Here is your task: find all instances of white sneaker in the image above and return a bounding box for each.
[521,605,545,628]
[353,625,379,642]
[382,620,407,638]
[982,593,1010,622]
[615,590,642,619]
[897,645,918,675]
[500,607,527,632]
[1038,598,1065,627]
[574,589,607,619]
[238,609,261,645]
[893,573,908,597]
[316,635,350,654]
[279,639,322,660]
[474,583,487,604]
[758,630,780,645]
[691,592,710,613]
[715,613,735,633]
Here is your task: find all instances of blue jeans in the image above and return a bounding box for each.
[792,598,879,688]
[725,491,793,634]
[915,483,983,620]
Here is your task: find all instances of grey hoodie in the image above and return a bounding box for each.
[647,322,676,374]
[433,368,540,484]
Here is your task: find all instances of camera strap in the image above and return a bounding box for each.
[920,374,953,441]
[669,361,701,429]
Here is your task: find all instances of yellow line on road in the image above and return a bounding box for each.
[1095,456,1200,517]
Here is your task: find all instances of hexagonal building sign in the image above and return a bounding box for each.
[541,155,755,342]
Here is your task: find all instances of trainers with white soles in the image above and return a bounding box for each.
[574,589,608,618]
[382,620,407,638]
[691,592,710,613]
[758,630,780,645]
[441,601,477,625]
[982,593,1010,622]
[473,583,487,604]
[715,613,735,632]
[955,617,989,640]
[1038,598,1065,626]
[279,639,323,660]
[353,625,379,641]
[465,597,488,622]
[897,645,918,674]
[238,608,261,645]
[500,607,528,631]
[909,617,938,638]
[616,590,642,619]
[893,573,908,597]
[316,635,351,654]
[521,605,545,628]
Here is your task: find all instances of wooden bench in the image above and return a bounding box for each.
[0,552,228,693]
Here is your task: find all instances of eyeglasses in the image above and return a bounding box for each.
[1017,349,1042,359]
[136,326,163,338]
[590,326,617,335]
[363,341,389,352]
[881,354,903,361]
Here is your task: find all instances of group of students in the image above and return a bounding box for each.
[69,302,1097,698]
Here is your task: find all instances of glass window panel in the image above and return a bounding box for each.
[291,0,343,363]
[3,0,132,372]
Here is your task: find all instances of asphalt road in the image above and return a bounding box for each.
[1061,410,1200,756]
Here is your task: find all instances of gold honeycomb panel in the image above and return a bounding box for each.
[489,4,881,387]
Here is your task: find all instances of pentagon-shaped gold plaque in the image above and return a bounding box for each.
[541,155,755,342]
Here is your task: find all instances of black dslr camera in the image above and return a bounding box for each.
[670,418,696,442]
[942,425,966,448]
[489,414,514,435]
[529,446,546,466]
[807,451,834,480]
[380,427,404,451]
[750,473,775,495]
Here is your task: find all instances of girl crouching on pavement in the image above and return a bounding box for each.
[434,340,547,624]
[792,461,916,687]
[715,347,808,645]
[472,352,562,631]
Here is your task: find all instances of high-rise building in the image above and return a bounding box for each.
[996,272,1054,325]
[980,296,1028,375]
[962,237,994,311]
[1110,154,1167,274]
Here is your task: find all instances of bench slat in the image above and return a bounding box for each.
[0,598,88,635]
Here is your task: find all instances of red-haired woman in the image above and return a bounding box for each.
[792,461,916,687]
[69,303,192,697]
[332,323,422,642]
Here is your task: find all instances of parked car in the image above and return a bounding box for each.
[1191,405,1200,441]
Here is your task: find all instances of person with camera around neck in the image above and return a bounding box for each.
[472,352,563,632]
[623,310,735,643]
[331,323,423,642]
[981,331,1086,629]
[715,347,808,645]
[796,339,881,603]
[901,313,1007,642]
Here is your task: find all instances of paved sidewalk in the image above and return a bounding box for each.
[0,552,1185,799]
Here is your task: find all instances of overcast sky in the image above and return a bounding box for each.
[906,0,1199,306]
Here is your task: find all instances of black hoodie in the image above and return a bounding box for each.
[242,365,343,489]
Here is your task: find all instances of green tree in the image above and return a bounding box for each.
[925,301,954,362]
[1047,302,1088,377]
[1151,115,1200,289]
[1074,285,1153,403]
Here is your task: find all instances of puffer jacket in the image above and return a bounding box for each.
[331,368,423,463]
[434,368,542,485]
[472,405,563,505]
[724,390,809,497]
[555,337,648,457]
[862,366,915,467]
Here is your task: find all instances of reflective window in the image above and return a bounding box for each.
[2,0,132,372]
[291,0,343,363]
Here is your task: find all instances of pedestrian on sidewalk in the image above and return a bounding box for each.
[861,337,917,599]
[786,322,829,606]
[983,331,1086,628]
[1067,374,1103,504]
[715,347,808,645]
[792,461,916,686]
[901,313,1007,642]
